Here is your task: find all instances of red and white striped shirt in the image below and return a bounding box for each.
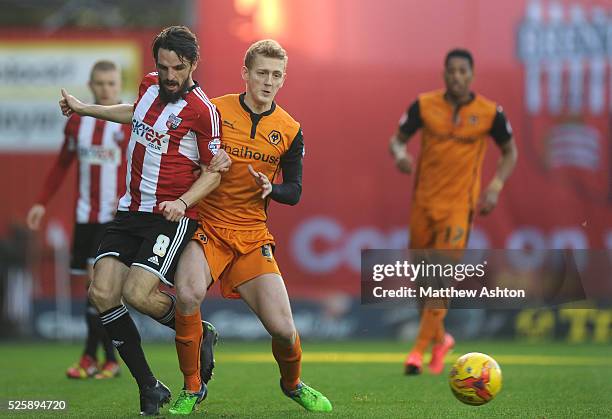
[37,114,129,224]
[118,72,221,219]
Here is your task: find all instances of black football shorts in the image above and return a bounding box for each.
[95,211,198,286]
[70,223,110,275]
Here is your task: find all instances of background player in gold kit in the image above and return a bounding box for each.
[389,49,518,376]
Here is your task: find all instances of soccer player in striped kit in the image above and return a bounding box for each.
[27,60,128,380]
[59,26,231,415]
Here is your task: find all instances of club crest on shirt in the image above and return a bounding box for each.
[166,113,182,130]
[469,115,479,125]
[208,137,220,156]
[268,130,282,145]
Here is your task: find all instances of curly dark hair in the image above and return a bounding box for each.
[152,25,199,65]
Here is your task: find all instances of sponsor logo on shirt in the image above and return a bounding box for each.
[131,119,170,153]
[219,143,279,165]
[78,146,121,165]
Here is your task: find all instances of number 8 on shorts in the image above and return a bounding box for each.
[153,234,171,257]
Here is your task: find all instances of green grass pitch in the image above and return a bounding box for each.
[1,340,611,417]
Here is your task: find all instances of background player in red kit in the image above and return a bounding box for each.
[27,60,128,380]
[59,26,230,415]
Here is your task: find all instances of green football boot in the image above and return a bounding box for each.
[168,384,207,415]
[281,380,332,412]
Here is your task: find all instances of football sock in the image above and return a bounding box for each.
[413,308,447,354]
[84,297,117,362]
[153,291,176,330]
[272,332,302,391]
[83,298,100,359]
[99,305,156,389]
[175,309,203,392]
[433,308,449,343]
[100,322,117,362]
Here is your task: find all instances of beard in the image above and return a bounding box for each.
[158,78,189,103]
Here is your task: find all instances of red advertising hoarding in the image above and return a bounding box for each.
[197,0,612,298]
[1,1,610,300]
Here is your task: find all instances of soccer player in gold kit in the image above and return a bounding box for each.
[389,49,518,375]
[167,40,332,414]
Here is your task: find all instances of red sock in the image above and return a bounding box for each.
[272,333,302,391]
[175,309,203,392]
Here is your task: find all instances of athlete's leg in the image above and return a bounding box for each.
[173,241,213,392]
[406,207,467,374]
[405,205,434,374]
[88,257,128,311]
[123,235,218,415]
[66,224,101,379]
[89,258,159,389]
[85,263,120,379]
[122,266,175,319]
[168,242,218,414]
[65,269,100,378]
[81,267,100,360]
[237,273,331,412]
[237,274,299,388]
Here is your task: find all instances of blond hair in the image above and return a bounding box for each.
[244,39,288,69]
[90,60,118,81]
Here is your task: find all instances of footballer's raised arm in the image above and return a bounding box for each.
[59,88,134,124]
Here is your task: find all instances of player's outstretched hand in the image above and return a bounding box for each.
[26,204,46,231]
[207,149,232,173]
[248,164,272,199]
[159,200,186,222]
[59,88,85,117]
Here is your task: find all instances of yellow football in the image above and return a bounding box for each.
[448,352,502,406]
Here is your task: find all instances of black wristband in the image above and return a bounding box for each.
[178,197,188,209]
